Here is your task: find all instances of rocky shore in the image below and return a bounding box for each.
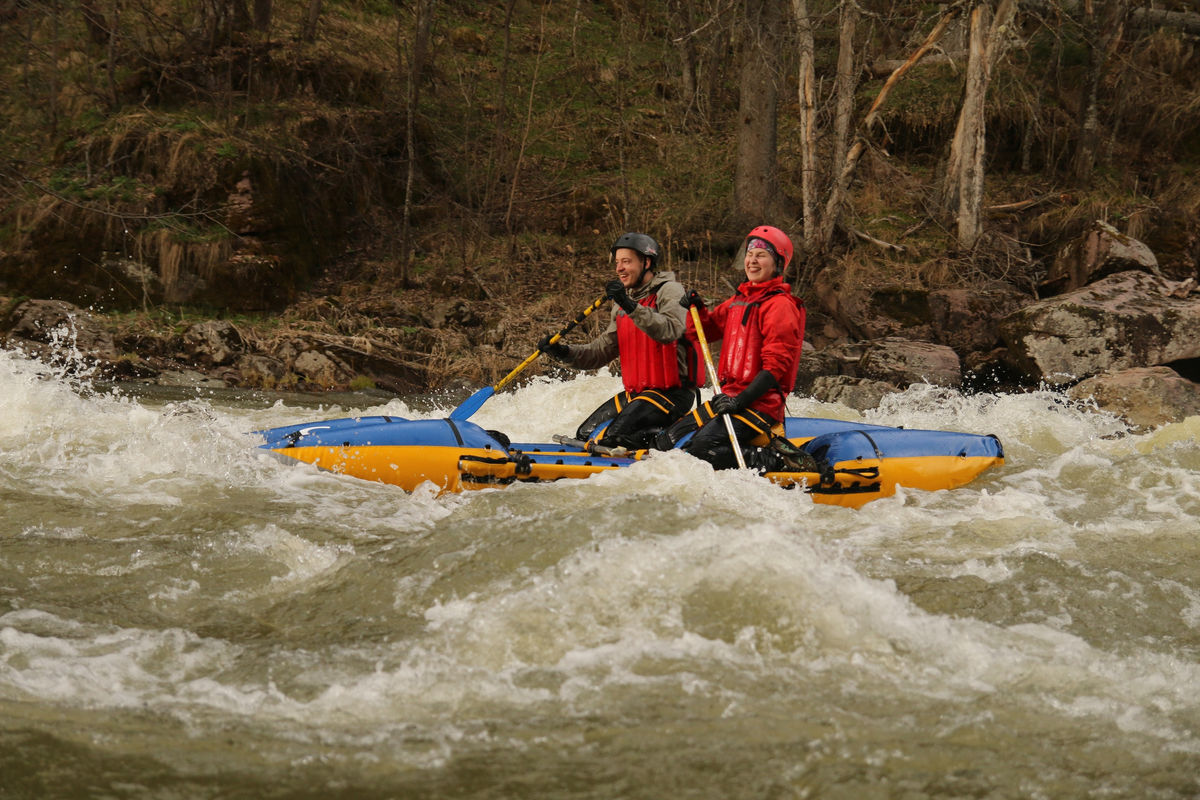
[5,220,1200,431]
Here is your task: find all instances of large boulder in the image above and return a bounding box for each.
[999,270,1200,386]
[927,287,1026,356]
[183,320,244,367]
[234,354,289,389]
[1039,220,1161,297]
[4,299,115,354]
[810,271,1022,366]
[2,299,117,371]
[796,337,959,406]
[293,349,345,387]
[1069,367,1200,429]
[811,271,933,341]
[858,337,961,388]
[807,375,898,411]
[795,341,868,391]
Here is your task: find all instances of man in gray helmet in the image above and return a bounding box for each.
[539,232,702,450]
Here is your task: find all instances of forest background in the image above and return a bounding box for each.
[1,0,1198,395]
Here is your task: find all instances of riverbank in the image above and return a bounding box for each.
[5,215,1200,433]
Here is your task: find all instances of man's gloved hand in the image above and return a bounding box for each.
[538,334,570,362]
[679,290,705,310]
[606,279,637,313]
[710,393,741,416]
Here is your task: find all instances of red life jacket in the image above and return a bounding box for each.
[616,293,703,393]
[718,289,786,387]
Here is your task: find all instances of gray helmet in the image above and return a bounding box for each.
[610,232,659,270]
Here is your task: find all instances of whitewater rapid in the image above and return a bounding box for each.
[1,346,1198,798]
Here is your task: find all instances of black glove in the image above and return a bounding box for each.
[679,289,705,310]
[710,393,740,415]
[606,279,637,313]
[538,334,570,362]
[711,371,779,415]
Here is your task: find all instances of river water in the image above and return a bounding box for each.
[2,345,1199,799]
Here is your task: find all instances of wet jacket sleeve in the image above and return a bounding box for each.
[563,309,620,371]
[685,297,730,345]
[758,296,806,387]
[627,280,687,343]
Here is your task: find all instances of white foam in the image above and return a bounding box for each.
[4,349,1200,761]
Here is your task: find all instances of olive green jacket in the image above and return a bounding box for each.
[563,270,689,374]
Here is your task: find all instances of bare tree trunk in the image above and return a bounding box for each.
[1022,0,1200,34]
[301,0,322,42]
[813,0,860,263]
[484,0,518,217]
[231,0,250,33]
[49,0,59,136]
[733,0,782,225]
[199,0,253,47]
[831,0,859,172]
[940,0,1017,250]
[253,0,272,33]
[951,6,989,249]
[1071,0,1126,183]
[505,4,549,232]
[792,0,817,248]
[106,0,120,109]
[815,6,961,252]
[668,0,700,119]
[399,0,434,287]
[81,0,109,44]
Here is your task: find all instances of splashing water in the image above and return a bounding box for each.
[2,348,1198,798]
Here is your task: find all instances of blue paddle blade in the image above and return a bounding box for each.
[448,385,495,420]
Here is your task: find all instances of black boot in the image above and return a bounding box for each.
[744,446,787,474]
[766,437,822,472]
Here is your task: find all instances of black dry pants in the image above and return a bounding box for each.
[575,387,697,450]
[677,405,781,471]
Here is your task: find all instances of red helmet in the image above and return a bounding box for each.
[745,225,793,273]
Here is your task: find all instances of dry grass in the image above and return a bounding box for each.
[2,0,1199,395]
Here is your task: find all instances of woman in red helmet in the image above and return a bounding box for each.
[538,232,704,451]
[676,225,806,470]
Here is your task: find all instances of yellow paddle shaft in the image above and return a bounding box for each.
[494,295,607,394]
[689,305,747,470]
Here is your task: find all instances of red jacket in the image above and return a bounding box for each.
[688,276,805,421]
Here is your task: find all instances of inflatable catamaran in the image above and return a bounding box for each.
[255,414,1004,508]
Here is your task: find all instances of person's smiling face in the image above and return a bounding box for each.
[614,248,646,288]
[743,246,776,283]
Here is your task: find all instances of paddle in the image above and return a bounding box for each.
[688,305,748,469]
[551,434,630,458]
[448,295,608,421]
